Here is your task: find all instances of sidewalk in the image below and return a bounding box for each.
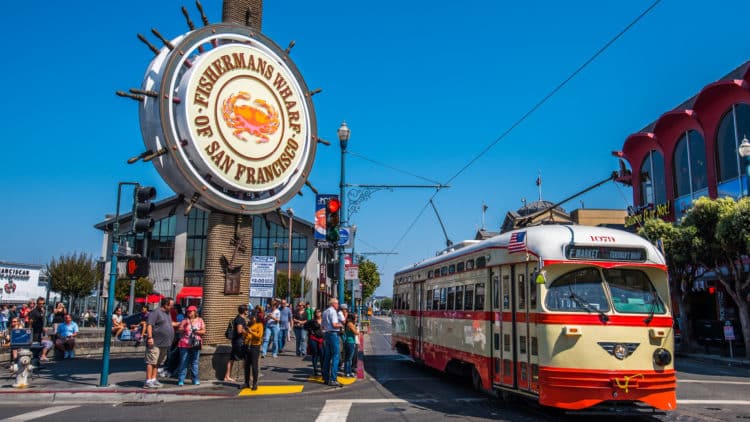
[0,343,365,404]
[677,350,750,369]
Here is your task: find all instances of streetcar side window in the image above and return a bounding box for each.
[440,288,447,310]
[493,276,500,309]
[457,262,465,272]
[475,283,485,310]
[464,285,474,310]
[428,270,433,279]
[433,288,440,310]
[447,287,455,310]
[545,268,610,312]
[426,289,433,310]
[466,260,475,270]
[518,275,526,310]
[441,266,448,276]
[604,269,666,314]
[449,264,456,274]
[455,285,464,310]
[476,256,487,268]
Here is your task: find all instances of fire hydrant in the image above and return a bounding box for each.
[10,349,33,388]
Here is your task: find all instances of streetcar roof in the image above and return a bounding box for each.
[394,224,665,275]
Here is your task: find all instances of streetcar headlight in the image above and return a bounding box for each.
[613,343,628,360]
[653,348,672,366]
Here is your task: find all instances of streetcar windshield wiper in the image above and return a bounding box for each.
[643,292,660,324]
[568,288,609,323]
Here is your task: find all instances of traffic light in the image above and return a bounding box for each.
[125,256,150,278]
[132,186,156,233]
[325,197,341,243]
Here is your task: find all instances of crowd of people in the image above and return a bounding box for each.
[3,296,363,391]
[221,297,360,389]
[1,298,79,361]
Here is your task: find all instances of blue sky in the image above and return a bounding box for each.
[3,1,750,297]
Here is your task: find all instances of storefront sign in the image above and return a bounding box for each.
[625,201,671,227]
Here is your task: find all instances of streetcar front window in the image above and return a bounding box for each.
[545,268,610,312]
[603,269,666,314]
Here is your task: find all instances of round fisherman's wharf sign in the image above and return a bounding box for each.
[138,24,317,214]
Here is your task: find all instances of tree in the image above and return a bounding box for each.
[275,271,312,303]
[114,277,154,303]
[358,259,381,302]
[379,297,393,311]
[682,196,750,356]
[638,218,703,352]
[46,252,99,310]
[344,259,381,306]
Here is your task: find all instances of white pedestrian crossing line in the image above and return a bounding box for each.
[678,379,750,385]
[0,406,79,422]
[678,400,750,405]
[316,399,407,422]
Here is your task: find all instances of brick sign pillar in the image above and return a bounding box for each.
[201,213,253,345]
[223,0,262,30]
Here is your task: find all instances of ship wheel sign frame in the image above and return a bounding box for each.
[123,11,319,215]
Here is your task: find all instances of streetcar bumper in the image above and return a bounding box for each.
[538,367,676,411]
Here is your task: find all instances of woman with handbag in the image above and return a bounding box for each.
[176,306,205,386]
[303,309,324,377]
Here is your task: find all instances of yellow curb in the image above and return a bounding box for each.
[238,385,304,396]
[307,375,356,385]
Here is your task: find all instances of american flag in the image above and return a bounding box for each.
[508,231,526,253]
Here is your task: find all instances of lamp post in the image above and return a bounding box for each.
[286,208,294,303]
[337,121,350,302]
[738,136,750,197]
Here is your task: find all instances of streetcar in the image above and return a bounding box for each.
[392,224,675,413]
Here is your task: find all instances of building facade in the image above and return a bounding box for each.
[620,59,750,339]
[95,195,323,309]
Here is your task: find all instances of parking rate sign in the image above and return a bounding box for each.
[250,256,276,298]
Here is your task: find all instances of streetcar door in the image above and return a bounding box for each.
[491,268,502,386]
[500,265,516,389]
[414,281,424,360]
[515,262,531,392]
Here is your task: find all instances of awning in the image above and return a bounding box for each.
[136,294,163,304]
[176,286,203,300]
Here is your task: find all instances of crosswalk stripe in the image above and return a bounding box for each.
[316,399,407,422]
[0,406,79,422]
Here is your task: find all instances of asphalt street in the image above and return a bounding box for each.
[0,316,747,421]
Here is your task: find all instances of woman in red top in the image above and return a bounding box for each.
[176,306,206,386]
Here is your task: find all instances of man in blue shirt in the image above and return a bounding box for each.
[278,299,293,353]
[321,298,343,387]
[55,314,79,359]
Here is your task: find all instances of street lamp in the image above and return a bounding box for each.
[337,122,350,302]
[286,208,294,303]
[738,136,750,197]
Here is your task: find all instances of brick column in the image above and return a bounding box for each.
[201,212,253,345]
[223,0,262,30]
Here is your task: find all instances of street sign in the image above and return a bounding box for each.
[250,256,276,298]
[339,227,350,247]
[724,323,736,341]
[345,264,359,281]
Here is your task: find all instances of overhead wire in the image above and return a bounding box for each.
[386,0,662,255]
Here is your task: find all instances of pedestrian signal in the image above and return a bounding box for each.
[125,256,150,278]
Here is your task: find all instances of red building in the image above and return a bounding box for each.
[621,60,750,346]
[622,60,750,221]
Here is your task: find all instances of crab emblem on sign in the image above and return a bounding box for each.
[222,92,280,143]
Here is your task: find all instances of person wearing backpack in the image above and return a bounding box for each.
[224,305,248,383]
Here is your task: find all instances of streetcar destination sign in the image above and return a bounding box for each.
[565,246,646,262]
